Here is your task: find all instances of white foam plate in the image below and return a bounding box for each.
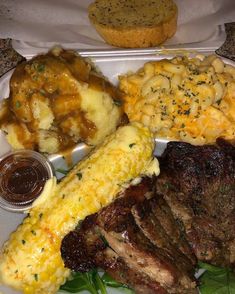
[0,48,233,294]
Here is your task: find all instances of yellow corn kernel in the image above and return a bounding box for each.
[0,122,157,294]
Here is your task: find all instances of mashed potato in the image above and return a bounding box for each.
[0,48,124,153]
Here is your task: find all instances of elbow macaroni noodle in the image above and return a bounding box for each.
[119,55,235,145]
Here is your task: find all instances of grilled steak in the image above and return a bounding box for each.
[156,139,235,267]
[62,214,168,294]
[132,197,195,273]
[147,196,196,264]
[61,140,235,293]
[61,213,105,272]
[96,247,168,294]
[61,177,197,293]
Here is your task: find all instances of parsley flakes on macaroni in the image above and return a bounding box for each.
[119,54,235,145]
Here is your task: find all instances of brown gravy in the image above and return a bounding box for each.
[0,49,124,154]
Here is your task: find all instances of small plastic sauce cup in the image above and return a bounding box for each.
[0,150,54,212]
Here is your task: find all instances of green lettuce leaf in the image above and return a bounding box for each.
[198,262,235,294]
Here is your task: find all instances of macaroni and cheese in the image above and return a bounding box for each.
[119,55,235,145]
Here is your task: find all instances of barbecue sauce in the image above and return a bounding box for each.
[0,151,51,206]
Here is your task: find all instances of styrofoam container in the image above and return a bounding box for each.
[0,47,233,294]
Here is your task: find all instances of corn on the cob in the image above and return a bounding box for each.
[0,122,158,294]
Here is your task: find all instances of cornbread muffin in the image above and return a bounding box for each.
[0,48,124,154]
[88,0,178,48]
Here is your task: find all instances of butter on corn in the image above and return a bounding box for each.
[0,122,158,294]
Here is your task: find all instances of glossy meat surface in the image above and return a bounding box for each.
[61,140,235,292]
[156,139,235,267]
[61,177,197,293]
